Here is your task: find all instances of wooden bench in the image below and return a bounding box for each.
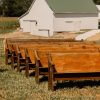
[5,43,12,65]
[6,41,100,71]
[4,38,100,73]
[24,44,99,82]
[5,38,83,65]
[14,45,26,71]
[48,52,100,91]
[9,42,67,71]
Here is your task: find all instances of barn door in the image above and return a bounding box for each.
[30,21,38,35]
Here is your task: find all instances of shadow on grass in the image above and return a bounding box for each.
[30,71,35,76]
[40,76,48,82]
[55,80,100,90]
[0,69,8,72]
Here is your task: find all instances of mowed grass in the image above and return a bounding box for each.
[1,40,100,100]
[0,17,19,34]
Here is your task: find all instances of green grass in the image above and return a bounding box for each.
[0,17,19,34]
[0,40,100,100]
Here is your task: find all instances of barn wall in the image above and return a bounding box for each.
[54,13,98,32]
[19,0,54,37]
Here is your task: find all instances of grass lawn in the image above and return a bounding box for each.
[0,17,19,34]
[0,40,100,100]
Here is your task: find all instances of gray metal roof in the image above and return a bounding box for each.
[19,0,98,19]
[46,0,98,13]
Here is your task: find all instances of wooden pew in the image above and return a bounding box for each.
[5,42,18,67]
[5,38,82,64]
[26,44,99,84]
[10,44,18,69]
[5,43,12,65]
[13,44,26,71]
[5,38,82,43]
[8,41,100,71]
[48,52,100,91]
[5,38,99,72]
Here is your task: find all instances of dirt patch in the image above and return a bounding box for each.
[0,30,78,40]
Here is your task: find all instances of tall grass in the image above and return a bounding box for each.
[0,17,19,34]
[0,40,100,99]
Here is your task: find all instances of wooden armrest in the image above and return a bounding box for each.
[16,45,21,54]
[48,52,54,66]
[25,49,30,58]
[34,50,40,61]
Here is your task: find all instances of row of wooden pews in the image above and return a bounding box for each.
[4,38,100,91]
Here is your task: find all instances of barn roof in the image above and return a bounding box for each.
[46,0,98,13]
[19,0,98,19]
[96,5,100,11]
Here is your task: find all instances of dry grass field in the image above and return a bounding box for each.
[0,17,18,21]
[0,17,19,34]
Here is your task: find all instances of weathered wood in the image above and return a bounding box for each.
[51,52,100,73]
[25,49,30,77]
[16,42,100,84]
[4,37,99,66]
[17,52,21,72]
[35,50,40,84]
[17,46,25,72]
[5,48,10,65]
[24,49,36,77]
[34,50,49,84]
[11,50,14,69]
[48,52,100,90]
[48,53,54,91]
[4,38,100,86]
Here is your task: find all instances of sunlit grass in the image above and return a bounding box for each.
[0,17,19,34]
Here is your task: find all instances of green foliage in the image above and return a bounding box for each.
[0,0,99,17]
[93,0,100,4]
[0,0,33,17]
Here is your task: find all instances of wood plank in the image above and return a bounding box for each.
[51,52,100,73]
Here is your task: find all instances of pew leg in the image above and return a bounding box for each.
[5,49,8,65]
[11,52,14,69]
[35,60,40,84]
[25,57,29,77]
[17,53,20,72]
[48,65,54,91]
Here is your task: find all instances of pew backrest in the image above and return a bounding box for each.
[49,52,100,73]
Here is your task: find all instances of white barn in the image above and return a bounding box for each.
[96,5,100,22]
[19,0,98,37]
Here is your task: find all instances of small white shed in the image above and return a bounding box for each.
[19,0,98,37]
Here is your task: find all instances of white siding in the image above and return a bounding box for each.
[23,21,30,32]
[54,13,98,32]
[19,0,54,37]
[96,5,100,22]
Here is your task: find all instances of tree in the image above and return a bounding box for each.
[1,0,99,17]
[0,0,33,17]
[93,0,100,4]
